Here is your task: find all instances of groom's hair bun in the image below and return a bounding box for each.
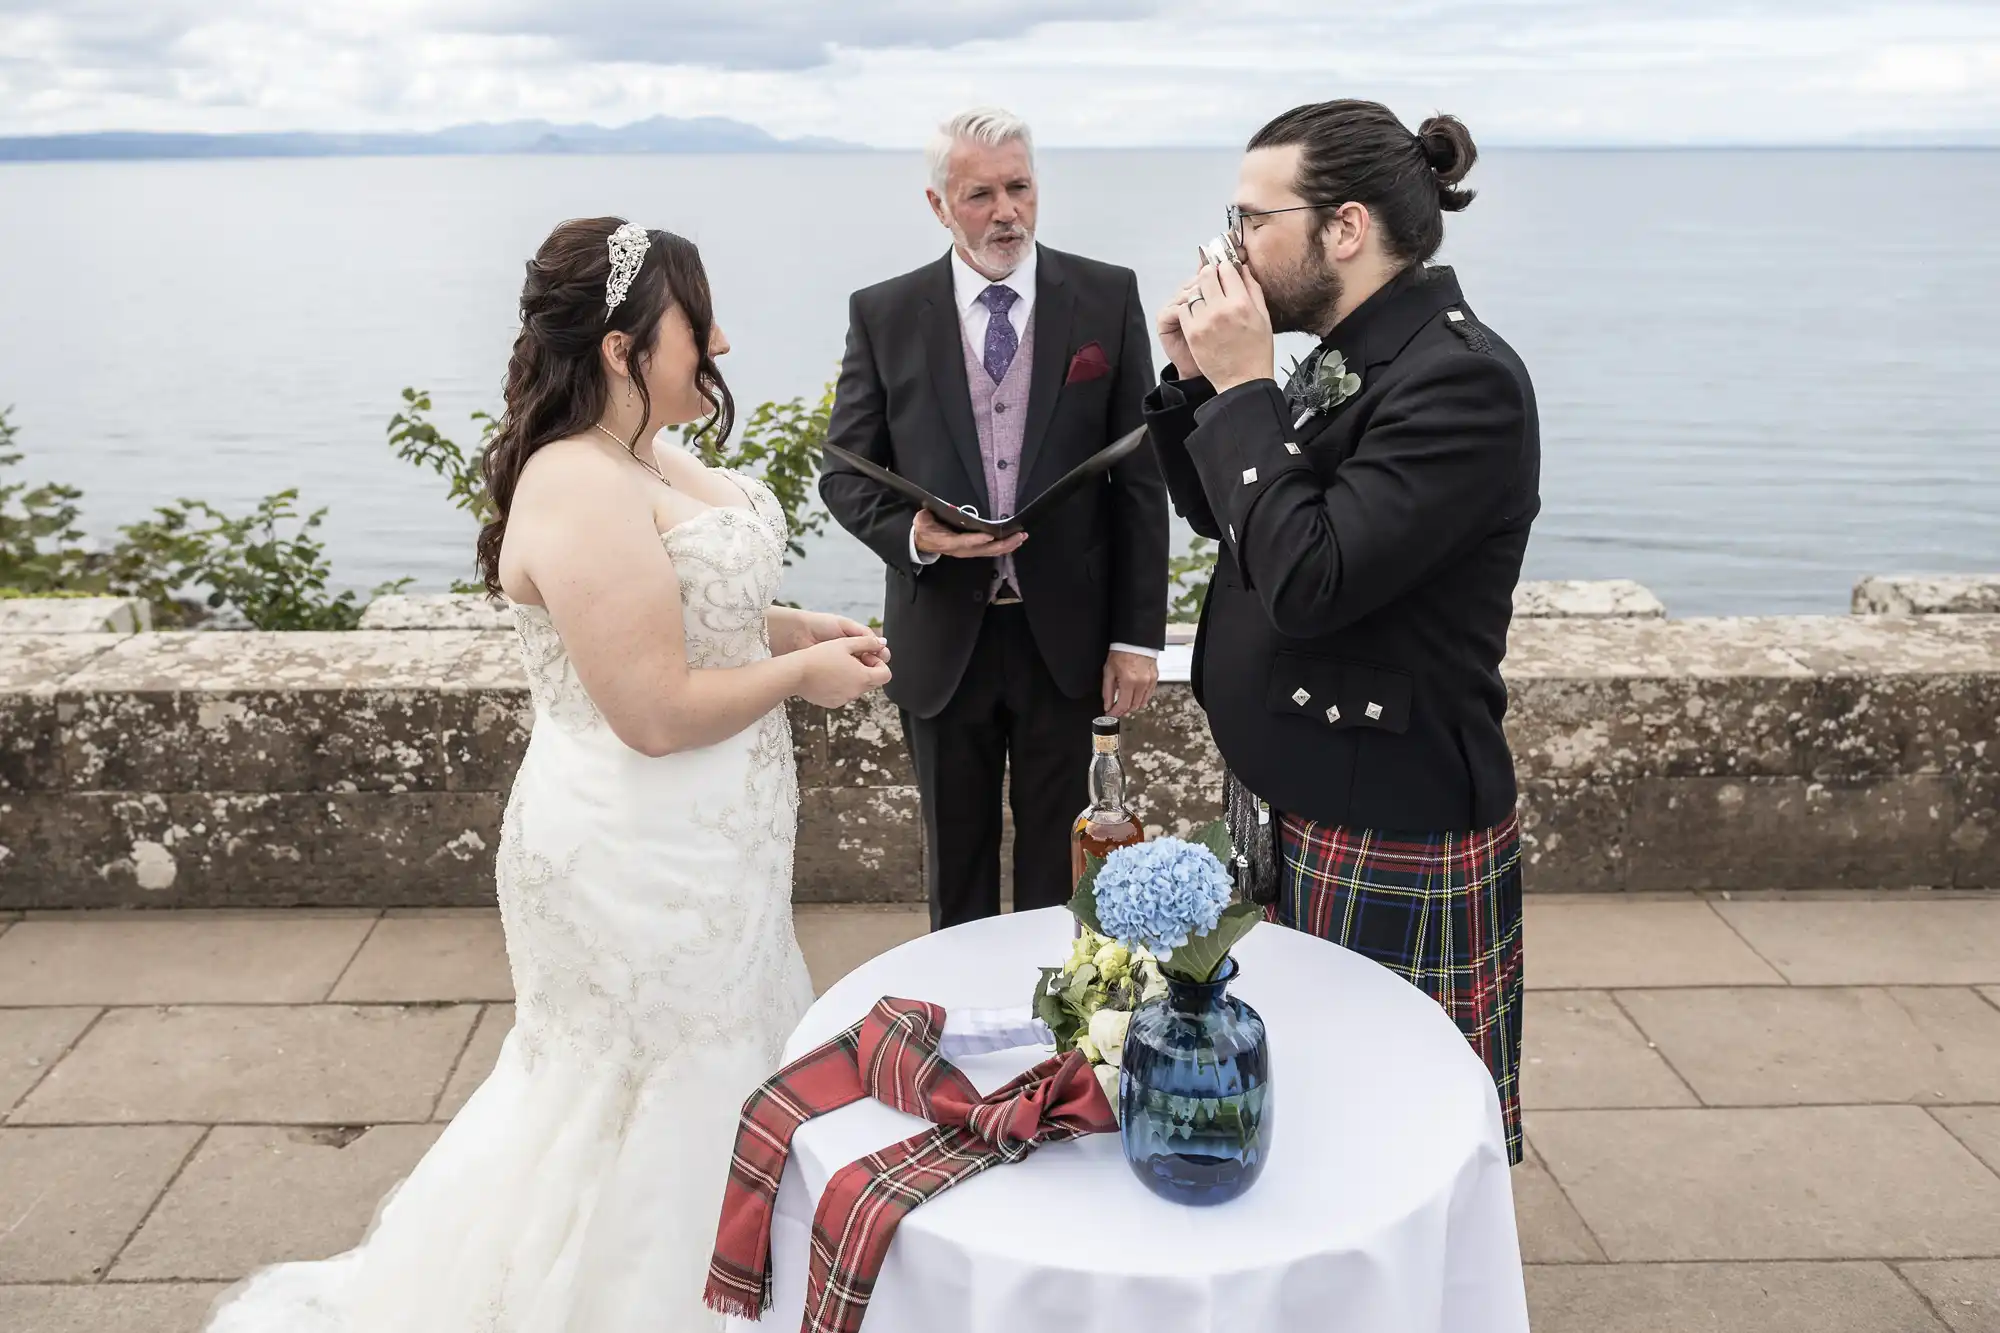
[1249,100,1479,265]
[1416,115,1478,212]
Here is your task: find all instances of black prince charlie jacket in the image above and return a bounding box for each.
[1143,263,1541,834]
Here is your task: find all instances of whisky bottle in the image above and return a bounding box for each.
[1072,716,1145,891]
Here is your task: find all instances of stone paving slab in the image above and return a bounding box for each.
[0,1282,228,1333]
[1620,986,2000,1105]
[1530,1106,2000,1261]
[1933,1107,2000,1177]
[0,1006,95,1114]
[328,915,511,1003]
[114,1123,445,1281]
[1715,899,2000,985]
[1521,992,1697,1110]
[0,1125,202,1281]
[436,1004,512,1121]
[8,1005,478,1126]
[1523,897,1785,989]
[1900,1260,2000,1332]
[0,916,374,1006]
[1524,1261,1949,1333]
[4,902,2000,1330]
[795,904,929,994]
[1511,1142,1605,1264]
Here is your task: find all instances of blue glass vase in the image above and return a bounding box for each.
[1119,956,1272,1205]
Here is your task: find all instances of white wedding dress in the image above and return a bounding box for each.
[207,476,817,1333]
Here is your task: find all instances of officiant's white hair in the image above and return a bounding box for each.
[927,108,1035,194]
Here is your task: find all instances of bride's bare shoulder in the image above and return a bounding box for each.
[515,436,634,506]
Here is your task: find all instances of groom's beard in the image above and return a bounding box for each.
[1259,234,1343,336]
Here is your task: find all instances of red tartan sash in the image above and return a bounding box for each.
[705,996,1116,1333]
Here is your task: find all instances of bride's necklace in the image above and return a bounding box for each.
[594,421,667,485]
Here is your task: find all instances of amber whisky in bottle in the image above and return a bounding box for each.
[1072,716,1145,890]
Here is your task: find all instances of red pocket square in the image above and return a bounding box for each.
[1065,342,1111,384]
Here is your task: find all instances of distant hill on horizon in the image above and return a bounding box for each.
[0,116,869,161]
[1,117,1992,162]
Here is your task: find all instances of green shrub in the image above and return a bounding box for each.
[395,378,837,576]
[1169,535,1217,621]
[0,405,403,629]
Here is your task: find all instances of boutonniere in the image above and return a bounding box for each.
[1290,349,1362,428]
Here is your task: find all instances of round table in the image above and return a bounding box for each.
[733,907,1528,1333]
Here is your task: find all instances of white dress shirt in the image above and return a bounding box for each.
[909,244,1156,660]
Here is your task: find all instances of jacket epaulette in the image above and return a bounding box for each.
[1443,308,1492,354]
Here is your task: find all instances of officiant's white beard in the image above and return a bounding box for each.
[960,224,1034,279]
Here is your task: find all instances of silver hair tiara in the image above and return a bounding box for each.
[604,223,651,315]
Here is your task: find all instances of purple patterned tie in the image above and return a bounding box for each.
[979,284,1019,384]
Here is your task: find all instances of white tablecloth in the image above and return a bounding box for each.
[731,907,1527,1333]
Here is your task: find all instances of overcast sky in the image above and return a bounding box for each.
[3,0,1996,145]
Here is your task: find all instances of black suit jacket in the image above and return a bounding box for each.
[1144,264,1541,832]
[820,245,1169,719]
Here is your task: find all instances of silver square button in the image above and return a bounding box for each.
[1365,701,1383,720]
[1283,442,1301,455]
[1325,704,1341,723]
[1291,687,1311,707]
[1242,467,1258,484]
[1447,310,1465,322]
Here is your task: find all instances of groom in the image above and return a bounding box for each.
[1144,101,1540,1162]
[821,107,1169,931]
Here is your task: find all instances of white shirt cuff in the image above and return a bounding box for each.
[1109,643,1160,658]
[909,519,940,567]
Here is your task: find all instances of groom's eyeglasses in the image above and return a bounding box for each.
[1226,202,1350,251]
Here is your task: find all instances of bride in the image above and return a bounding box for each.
[206,217,891,1332]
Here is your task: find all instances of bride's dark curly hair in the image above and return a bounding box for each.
[475,217,735,597]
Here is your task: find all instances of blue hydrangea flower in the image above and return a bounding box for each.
[1091,837,1233,961]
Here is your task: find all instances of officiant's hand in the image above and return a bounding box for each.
[1181,260,1274,394]
[913,508,1027,559]
[1102,649,1158,718]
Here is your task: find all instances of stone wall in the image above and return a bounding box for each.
[1,613,1993,908]
[1853,574,2000,616]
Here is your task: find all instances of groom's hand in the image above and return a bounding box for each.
[913,509,1027,559]
[1102,649,1158,719]
[1156,271,1206,382]
[1181,260,1274,394]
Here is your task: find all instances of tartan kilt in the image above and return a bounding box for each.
[1269,812,1524,1164]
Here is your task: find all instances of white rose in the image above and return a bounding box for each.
[1075,1035,1101,1063]
[1093,1061,1122,1124]
[1088,1007,1132,1067]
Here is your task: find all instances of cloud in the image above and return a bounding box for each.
[428,0,1166,72]
[1,0,1997,143]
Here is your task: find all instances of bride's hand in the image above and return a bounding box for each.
[771,608,887,666]
[795,636,893,708]
[802,610,879,653]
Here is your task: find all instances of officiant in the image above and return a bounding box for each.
[1142,100,1541,1163]
[820,107,1169,932]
